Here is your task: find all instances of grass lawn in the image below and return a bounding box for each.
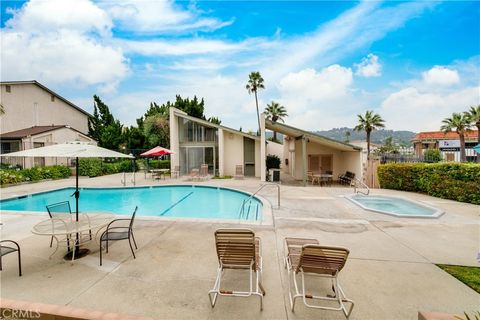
[437,264,480,294]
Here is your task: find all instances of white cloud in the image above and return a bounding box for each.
[380,86,479,131]
[355,54,381,77]
[1,0,128,91]
[101,0,233,33]
[422,66,460,86]
[5,0,112,35]
[278,66,353,105]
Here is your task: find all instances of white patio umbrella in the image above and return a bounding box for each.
[3,141,134,219]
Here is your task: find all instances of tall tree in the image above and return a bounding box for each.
[143,114,170,149]
[466,105,480,162]
[354,110,385,158]
[441,112,471,162]
[246,71,265,134]
[264,101,287,141]
[344,131,351,143]
[88,95,123,150]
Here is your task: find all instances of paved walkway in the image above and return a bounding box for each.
[1,174,479,319]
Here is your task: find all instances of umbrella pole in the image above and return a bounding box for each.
[65,157,89,260]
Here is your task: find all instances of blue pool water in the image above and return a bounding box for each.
[0,186,262,220]
[347,194,443,218]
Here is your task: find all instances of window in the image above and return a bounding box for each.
[51,94,55,102]
[5,85,11,93]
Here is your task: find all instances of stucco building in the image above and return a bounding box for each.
[0,81,95,168]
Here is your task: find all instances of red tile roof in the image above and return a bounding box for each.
[413,130,479,141]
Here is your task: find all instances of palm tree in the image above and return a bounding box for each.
[441,112,472,162]
[0,104,4,115]
[264,101,287,142]
[354,110,385,158]
[466,105,480,162]
[246,71,265,134]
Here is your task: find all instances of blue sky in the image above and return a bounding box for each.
[1,0,479,132]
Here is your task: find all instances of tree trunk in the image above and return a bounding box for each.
[459,133,466,162]
[254,91,261,135]
[273,131,277,142]
[477,124,480,163]
[366,130,371,159]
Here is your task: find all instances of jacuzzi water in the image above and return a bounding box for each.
[0,186,263,220]
[347,194,444,218]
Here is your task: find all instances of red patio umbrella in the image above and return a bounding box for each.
[140,146,175,157]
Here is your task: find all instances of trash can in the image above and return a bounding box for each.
[271,169,280,182]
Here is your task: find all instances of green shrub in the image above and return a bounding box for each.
[266,154,281,170]
[0,165,71,186]
[144,159,170,169]
[423,149,442,163]
[378,163,480,204]
[78,159,139,177]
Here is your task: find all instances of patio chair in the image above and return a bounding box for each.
[284,237,354,317]
[234,165,244,180]
[339,171,355,186]
[99,206,138,266]
[208,229,266,310]
[188,168,200,181]
[200,164,209,180]
[172,165,180,179]
[307,171,314,184]
[46,201,93,250]
[0,240,22,276]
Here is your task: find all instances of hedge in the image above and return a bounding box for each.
[78,159,139,177]
[377,163,480,205]
[0,165,71,186]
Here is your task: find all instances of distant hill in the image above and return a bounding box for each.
[315,127,416,146]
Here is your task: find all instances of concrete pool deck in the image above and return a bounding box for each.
[1,173,479,319]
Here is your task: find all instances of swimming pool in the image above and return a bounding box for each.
[347,194,444,218]
[0,186,263,221]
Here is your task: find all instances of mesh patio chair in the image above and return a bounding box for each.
[234,165,244,179]
[284,238,354,317]
[46,201,92,250]
[200,164,209,180]
[339,171,355,186]
[172,165,180,179]
[208,229,265,310]
[0,240,22,277]
[99,206,138,266]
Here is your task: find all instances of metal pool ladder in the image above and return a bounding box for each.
[353,178,370,195]
[239,183,280,220]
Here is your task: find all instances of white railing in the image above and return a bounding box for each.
[239,183,280,219]
[121,171,136,186]
[353,178,370,195]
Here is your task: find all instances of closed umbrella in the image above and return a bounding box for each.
[4,141,134,258]
[140,146,175,157]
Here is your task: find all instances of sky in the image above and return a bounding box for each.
[1,0,479,133]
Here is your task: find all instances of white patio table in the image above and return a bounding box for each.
[312,174,333,186]
[32,212,114,262]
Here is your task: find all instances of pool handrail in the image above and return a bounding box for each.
[353,178,370,195]
[239,183,280,219]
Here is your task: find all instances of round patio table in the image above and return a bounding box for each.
[32,212,114,261]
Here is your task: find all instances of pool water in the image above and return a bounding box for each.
[347,194,443,218]
[0,186,262,220]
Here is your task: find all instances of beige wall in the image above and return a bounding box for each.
[18,127,95,168]
[291,139,362,180]
[0,83,89,134]
[223,131,244,176]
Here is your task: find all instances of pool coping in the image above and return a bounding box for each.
[345,193,445,219]
[0,184,274,226]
